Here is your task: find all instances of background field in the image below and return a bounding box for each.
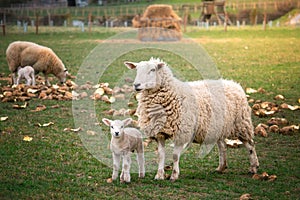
[0,25,300,199]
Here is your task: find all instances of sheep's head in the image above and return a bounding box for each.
[102,118,132,138]
[124,58,165,92]
[57,68,68,84]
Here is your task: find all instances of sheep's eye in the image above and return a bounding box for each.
[121,126,124,128]
[150,68,156,72]
[110,126,114,129]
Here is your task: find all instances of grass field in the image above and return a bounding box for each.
[0,25,300,199]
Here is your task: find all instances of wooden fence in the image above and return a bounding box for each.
[0,0,299,25]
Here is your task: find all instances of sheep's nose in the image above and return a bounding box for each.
[115,132,119,136]
[134,83,141,91]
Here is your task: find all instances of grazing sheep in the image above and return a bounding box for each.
[124,57,259,181]
[16,66,36,86]
[102,118,145,183]
[6,41,38,84]
[6,41,68,86]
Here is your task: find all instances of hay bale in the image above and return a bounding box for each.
[132,4,182,41]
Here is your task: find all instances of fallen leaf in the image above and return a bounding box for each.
[1,116,8,121]
[225,138,243,148]
[87,130,96,136]
[23,136,33,142]
[246,88,257,94]
[12,102,28,109]
[51,104,60,108]
[31,105,46,112]
[27,88,39,94]
[239,193,252,200]
[274,94,285,100]
[106,178,113,183]
[52,84,60,90]
[37,122,54,127]
[64,127,82,132]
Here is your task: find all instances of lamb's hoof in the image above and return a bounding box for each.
[215,165,227,173]
[154,169,165,180]
[139,173,145,178]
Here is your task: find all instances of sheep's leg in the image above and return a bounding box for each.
[112,153,121,181]
[243,140,259,174]
[12,72,17,85]
[155,136,165,180]
[120,153,131,183]
[216,139,228,172]
[170,144,184,182]
[44,74,51,86]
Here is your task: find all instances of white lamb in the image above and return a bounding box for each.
[16,66,36,86]
[124,57,259,182]
[6,41,68,86]
[102,118,145,183]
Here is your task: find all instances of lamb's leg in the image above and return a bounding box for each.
[136,143,145,178]
[244,140,259,174]
[120,153,131,183]
[216,139,228,172]
[112,153,121,181]
[24,74,32,86]
[155,135,165,180]
[31,72,36,86]
[170,144,184,182]
[16,75,21,85]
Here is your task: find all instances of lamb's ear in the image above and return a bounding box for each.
[157,62,165,70]
[124,61,137,70]
[102,118,111,126]
[123,118,132,126]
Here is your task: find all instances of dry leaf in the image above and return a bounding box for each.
[37,122,54,127]
[274,94,285,100]
[23,136,33,142]
[64,127,82,132]
[225,138,243,148]
[268,125,279,133]
[27,88,39,94]
[31,105,46,112]
[1,116,8,121]
[87,130,96,136]
[240,193,252,200]
[12,102,28,109]
[246,88,257,94]
[106,178,113,183]
[52,84,60,90]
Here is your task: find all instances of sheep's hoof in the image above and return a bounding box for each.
[249,166,259,174]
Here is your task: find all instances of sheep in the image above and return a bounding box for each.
[124,57,259,181]
[6,41,37,84]
[6,41,68,86]
[102,118,145,183]
[16,66,36,86]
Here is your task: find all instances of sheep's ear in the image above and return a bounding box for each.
[102,118,111,126]
[124,61,137,70]
[123,118,132,126]
[157,62,165,70]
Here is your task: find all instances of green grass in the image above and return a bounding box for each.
[0,26,300,199]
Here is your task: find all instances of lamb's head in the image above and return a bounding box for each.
[102,118,132,138]
[124,58,165,92]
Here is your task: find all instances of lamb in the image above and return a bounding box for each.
[124,57,259,181]
[102,118,145,183]
[16,66,36,86]
[6,41,68,86]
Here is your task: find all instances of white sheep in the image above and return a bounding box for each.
[6,41,68,86]
[16,66,36,86]
[124,57,259,181]
[102,118,145,183]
